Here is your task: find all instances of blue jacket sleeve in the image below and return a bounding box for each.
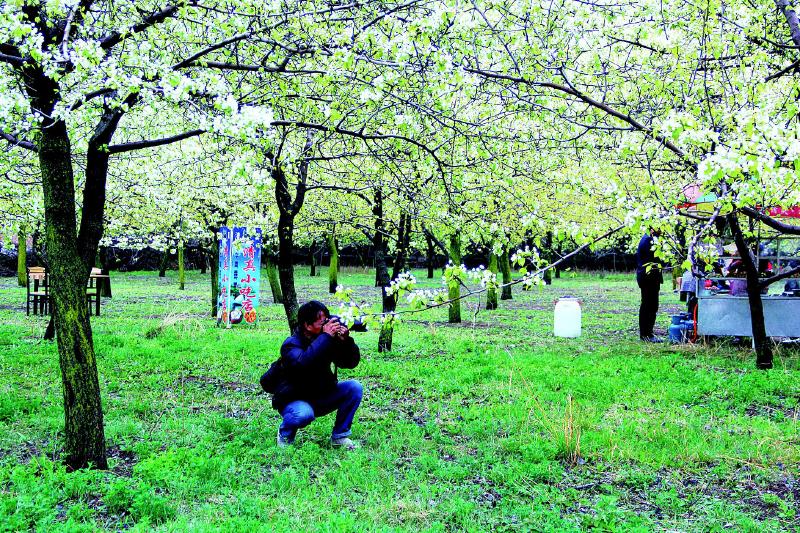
[332,337,360,369]
[280,333,335,369]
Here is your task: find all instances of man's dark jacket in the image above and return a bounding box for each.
[636,234,663,284]
[271,331,360,411]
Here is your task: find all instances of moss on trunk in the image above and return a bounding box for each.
[39,117,107,470]
[328,231,339,294]
[158,248,169,277]
[178,240,185,290]
[487,250,498,310]
[266,258,283,304]
[448,233,462,323]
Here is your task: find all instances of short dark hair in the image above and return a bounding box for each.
[297,300,330,329]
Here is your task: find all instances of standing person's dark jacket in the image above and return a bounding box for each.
[636,234,663,284]
[271,331,360,411]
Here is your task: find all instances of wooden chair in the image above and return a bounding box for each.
[86,267,102,316]
[26,267,49,315]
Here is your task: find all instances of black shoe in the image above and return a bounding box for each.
[640,336,663,343]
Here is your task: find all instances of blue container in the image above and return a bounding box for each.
[681,320,694,342]
[670,315,683,325]
[668,323,684,343]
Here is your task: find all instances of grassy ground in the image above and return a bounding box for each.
[0,268,798,531]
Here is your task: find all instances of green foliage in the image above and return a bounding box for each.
[0,270,798,530]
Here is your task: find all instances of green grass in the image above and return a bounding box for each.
[1,268,798,531]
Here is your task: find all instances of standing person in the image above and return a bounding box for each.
[268,300,363,448]
[680,269,698,315]
[636,230,664,342]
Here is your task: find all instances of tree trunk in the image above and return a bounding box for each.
[210,230,220,317]
[328,230,339,293]
[372,189,395,352]
[97,246,112,297]
[728,214,772,369]
[309,238,317,277]
[487,250,498,310]
[17,226,26,286]
[777,0,800,48]
[178,240,185,290]
[266,256,283,304]
[542,231,553,285]
[448,233,462,323]
[271,131,313,332]
[277,215,299,331]
[39,117,107,470]
[554,239,562,279]
[158,248,169,277]
[199,245,207,275]
[391,213,412,281]
[426,231,435,278]
[500,249,513,300]
[31,228,42,265]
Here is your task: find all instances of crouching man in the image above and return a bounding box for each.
[272,300,362,449]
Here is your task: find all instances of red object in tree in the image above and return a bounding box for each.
[768,205,800,219]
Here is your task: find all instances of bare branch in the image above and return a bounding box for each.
[759,265,800,289]
[1,131,37,152]
[107,129,205,154]
[69,87,116,111]
[742,206,800,235]
[361,224,627,319]
[172,31,259,70]
[197,62,324,74]
[0,52,25,66]
[765,58,800,81]
[463,66,692,164]
[99,3,185,50]
[270,119,443,169]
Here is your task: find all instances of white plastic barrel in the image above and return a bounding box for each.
[554,297,582,337]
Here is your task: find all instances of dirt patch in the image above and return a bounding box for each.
[472,475,502,507]
[177,374,259,394]
[0,440,55,463]
[186,404,254,420]
[426,321,510,330]
[744,397,799,421]
[360,378,430,426]
[556,463,800,525]
[107,444,137,477]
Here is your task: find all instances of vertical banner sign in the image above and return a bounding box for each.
[217,227,262,326]
[216,227,233,327]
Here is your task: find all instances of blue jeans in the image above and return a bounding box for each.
[279,380,363,442]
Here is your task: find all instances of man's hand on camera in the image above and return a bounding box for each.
[322,319,340,337]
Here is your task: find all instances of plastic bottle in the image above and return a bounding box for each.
[554,298,582,337]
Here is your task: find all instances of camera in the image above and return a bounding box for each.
[327,315,368,332]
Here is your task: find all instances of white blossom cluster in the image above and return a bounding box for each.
[465,264,499,289]
[521,273,544,291]
[385,271,417,297]
[405,289,448,310]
